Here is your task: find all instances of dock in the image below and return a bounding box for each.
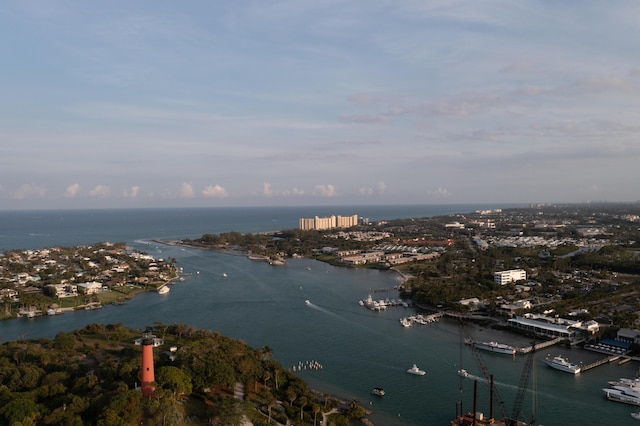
[581,354,620,372]
[517,337,563,354]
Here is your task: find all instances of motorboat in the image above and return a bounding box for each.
[543,355,580,374]
[370,387,385,396]
[603,387,640,406]
[406,364,426,376]
[632,412,640,420]
[457,369,469,378]
[157,286,170,295]
[474,341,516,355]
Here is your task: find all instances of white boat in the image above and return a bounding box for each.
[222,272,227,278]
[474,341,516,355]
[305,299,311,306]
[400,317,412,327]
[544,355,580,374]
[370,387,385,396]
[458,369,469,377]
[603,387,640,406]
[406,364,426,376]
[158,286,170,295]
[631,412,640,420]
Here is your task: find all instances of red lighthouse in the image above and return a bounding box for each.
[140,329,156,398]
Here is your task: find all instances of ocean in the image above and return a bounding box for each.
[0,205,635,425]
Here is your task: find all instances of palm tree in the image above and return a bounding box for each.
[312,403,321,426]
[299,396,307,421]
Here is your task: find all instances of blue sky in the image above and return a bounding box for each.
[1,1,639,209]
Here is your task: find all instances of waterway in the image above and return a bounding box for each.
[0,206,637,425]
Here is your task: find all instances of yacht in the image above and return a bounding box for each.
[370,387,385,396]
[543,355,581,374]
[474,341,516,355]
[406,364,426,376]
[603,387,640,406]
[157,286,170,295]
[457,369,469,378]
[631,412,640,420]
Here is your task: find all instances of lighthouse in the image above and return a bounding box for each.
[140,329,156,398]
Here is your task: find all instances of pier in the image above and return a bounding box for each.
[518,337,563,354]
[581,355,620,372]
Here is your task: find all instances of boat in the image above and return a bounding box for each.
[474,341,516,355]
[603,387,640,406]
[457,369,469,378]
[543,355,580,374]
[406,364,426,376]
[222,272,227,278]
[400,317,412,327]
[157,286,170,295]
[370,387,385,396]
[632,412,640,420]
[305,299,311,306]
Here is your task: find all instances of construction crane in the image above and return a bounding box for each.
[467,338,510,423]
[511,342,536,425]
[459,320,535,426]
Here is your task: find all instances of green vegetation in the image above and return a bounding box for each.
[0,323,365,425]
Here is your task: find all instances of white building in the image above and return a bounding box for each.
[299,214,358,231]
[77,281,103,295]
[494,269,526,285]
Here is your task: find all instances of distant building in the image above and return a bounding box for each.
[494,269,526,285]
[299,214,358,231]
[77,281,103,294]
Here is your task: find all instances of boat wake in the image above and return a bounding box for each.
[304,300,346,320]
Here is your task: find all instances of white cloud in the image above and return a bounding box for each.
[13,183,47,199]
[65,183,81,197]
[313,184,337,197]
[202,184,229,198]
[180,183,196,198]
[122,185,140,198]
[263,182,274,197]
[263,182,304,197]
[88,185,111,197]
[428,187,451,197]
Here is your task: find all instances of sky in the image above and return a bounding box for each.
[1,1,639,210]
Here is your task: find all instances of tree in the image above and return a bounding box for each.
[299,396,307,421]
[156,366,192,399]
[0,396,42,425]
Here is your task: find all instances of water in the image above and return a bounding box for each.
[0,205,635,425]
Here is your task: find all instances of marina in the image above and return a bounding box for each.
[1,206,639,425]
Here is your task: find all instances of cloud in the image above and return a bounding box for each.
[263,182,274,197]
[359,181,386,195]
[13,183,47,199]
[263,182,304,197]
[88,185,111,197]
[65,183,81,197]
[428,187,451,197]
[313,184,337,197]
[202,184,229,198]
[180,183,196,198]
[122,185,140,198]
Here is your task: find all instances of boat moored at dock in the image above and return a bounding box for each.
[544,355,581,374]
[473,340,516,355]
